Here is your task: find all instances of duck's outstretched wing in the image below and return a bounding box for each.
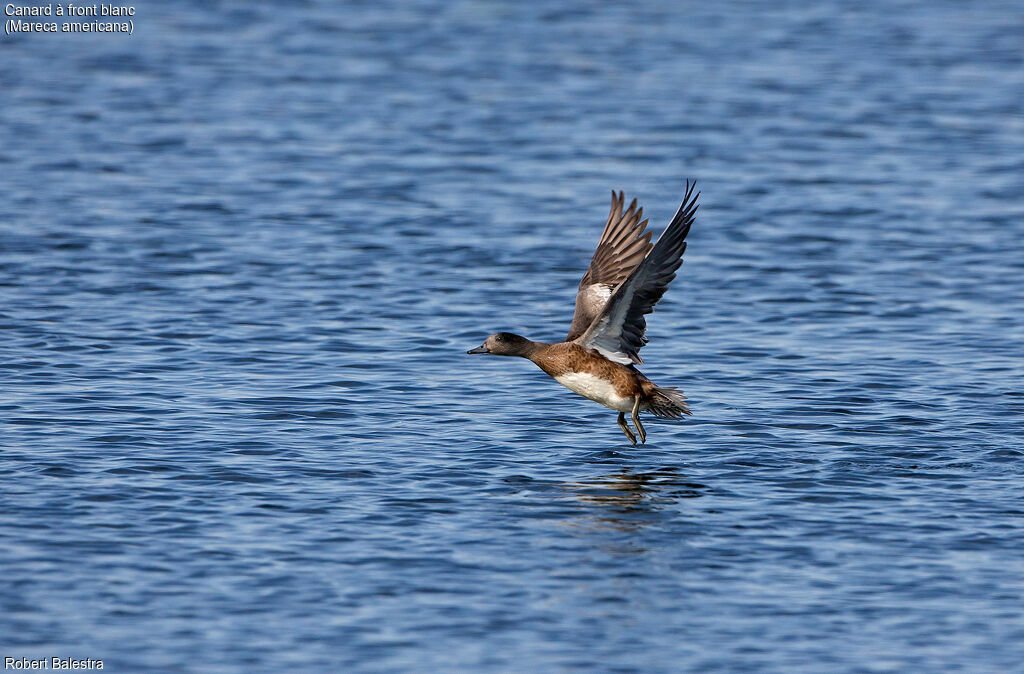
[575,181,699,365]
[565,191,653,341]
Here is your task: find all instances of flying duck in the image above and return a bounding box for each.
[468,181,698,444]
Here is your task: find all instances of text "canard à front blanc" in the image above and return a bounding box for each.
[5,4,134,17]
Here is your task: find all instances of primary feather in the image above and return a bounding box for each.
[565,191,653,341]
[574,181,699,365]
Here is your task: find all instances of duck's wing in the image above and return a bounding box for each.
[565,191,654,341]
[575,181,698,365]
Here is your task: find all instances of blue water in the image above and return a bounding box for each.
[2,1,1023,671]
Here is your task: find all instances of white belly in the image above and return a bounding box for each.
[555,372,634,412]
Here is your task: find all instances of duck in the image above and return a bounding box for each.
[468,181,699,445]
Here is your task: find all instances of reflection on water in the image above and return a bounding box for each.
[569,467,709,510]
[561,468,709,542]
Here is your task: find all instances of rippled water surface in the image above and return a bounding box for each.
[2,1,1023,671]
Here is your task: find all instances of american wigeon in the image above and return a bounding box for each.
[469,182,698,444]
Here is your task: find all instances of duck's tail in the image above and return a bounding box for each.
[644,384,692,419]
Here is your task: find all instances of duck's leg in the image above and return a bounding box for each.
[617,412,637,445]
[631,396,646,444]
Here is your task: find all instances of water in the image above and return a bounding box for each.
[2,1,1023,671]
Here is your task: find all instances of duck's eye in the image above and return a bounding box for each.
[495,335,504,342]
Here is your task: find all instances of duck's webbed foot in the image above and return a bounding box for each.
[617,411,637,445]
[631,396,646,444]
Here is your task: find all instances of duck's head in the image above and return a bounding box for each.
[467,332,534,357]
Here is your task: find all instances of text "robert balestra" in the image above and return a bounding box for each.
[4,658,103,670]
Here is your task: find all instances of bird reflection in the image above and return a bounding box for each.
[566,467,707,511]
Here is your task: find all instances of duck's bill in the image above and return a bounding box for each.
[467,344,490,354]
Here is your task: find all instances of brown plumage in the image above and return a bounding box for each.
[531,343,642,396]
[468,183,699,445]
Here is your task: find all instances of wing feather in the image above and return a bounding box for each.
[575,181,699,364]
[565,191,653,341]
